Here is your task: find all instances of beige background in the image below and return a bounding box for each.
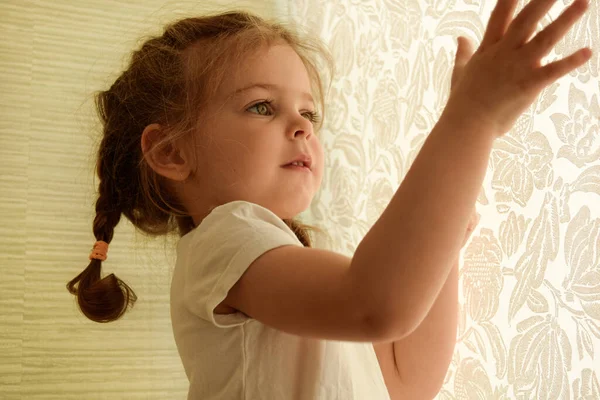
[1,0,598,399]
[0,1,283,399]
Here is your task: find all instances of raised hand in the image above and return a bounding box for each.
[446,0,592,138]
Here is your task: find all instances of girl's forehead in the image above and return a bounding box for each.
[214,45,311,102]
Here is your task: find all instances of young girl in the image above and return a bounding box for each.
[67,1,592,398]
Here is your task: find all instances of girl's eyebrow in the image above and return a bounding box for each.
[231,83,314,104]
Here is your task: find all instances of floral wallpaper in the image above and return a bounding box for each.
[286,0,600,398]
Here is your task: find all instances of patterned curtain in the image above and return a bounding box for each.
[285,0,600,398]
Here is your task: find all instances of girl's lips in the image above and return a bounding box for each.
[283,164,311,171]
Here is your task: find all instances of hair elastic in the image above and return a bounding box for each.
[89,240,109,261]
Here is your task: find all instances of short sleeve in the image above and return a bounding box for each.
[181,201,304,328]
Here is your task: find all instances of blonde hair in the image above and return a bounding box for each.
[67,10,334,323]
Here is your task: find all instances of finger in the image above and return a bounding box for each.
[451,41,460,90]
[504,0,557,47]
[481,0,519,50]
[451,37,465,90]
[535,47,592,86]
[459,36,475,59]
[525,0,589,60]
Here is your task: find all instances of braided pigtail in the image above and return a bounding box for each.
[66,137,137,323]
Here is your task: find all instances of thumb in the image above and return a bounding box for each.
[451,36,474,90]
[456,36,475,64]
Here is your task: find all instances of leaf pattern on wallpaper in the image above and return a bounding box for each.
[538,82,560,115]
[329,16,355,77]
[462,232,504,322]
[572,368,600,399]
[380,0,421,53]
[572,270,600,320]
[572,165,600,197]
[563,205,600,290]
[508,193,560,323]
[553,85,600,167]
[404,46,428,135]
[463,328,487,362]
[507,315,572,400]
[499,210,531,259]
[574,317,594,361]
[289,0,600,398]
[369,71,402,148]
[527,289,550,314]
[453,357,510,399]
[491,131,554,207]
[480,321,508,380]
[328,157,361,228]
[326,84,351,133]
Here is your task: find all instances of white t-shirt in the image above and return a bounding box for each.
[170,200,390,400]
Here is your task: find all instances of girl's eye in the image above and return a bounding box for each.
[247,100,321,125]
[247,101,272,116]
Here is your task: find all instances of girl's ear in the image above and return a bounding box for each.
[141,123,192,182]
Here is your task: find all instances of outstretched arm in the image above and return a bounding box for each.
[392,257,459,399]
[392,208,478,399]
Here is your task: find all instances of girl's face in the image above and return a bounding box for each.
[183,44,324,225]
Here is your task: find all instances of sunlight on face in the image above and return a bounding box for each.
[185,44,325,224]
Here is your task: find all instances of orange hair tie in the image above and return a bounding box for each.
[89,240,109,261]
